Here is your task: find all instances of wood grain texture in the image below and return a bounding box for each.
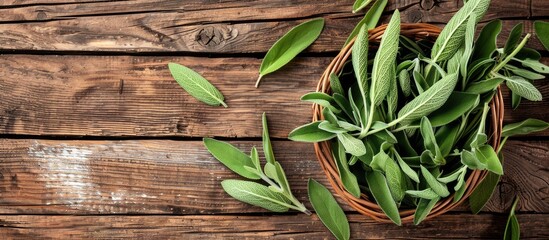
[0,0,545,53]
[0,55,547,138]
[0,214,547,239]
[0,139,546,214]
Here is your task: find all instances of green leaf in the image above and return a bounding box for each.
[398,69,412,97]
[168,63,227,107]
[352,0,374,13]
[469,152,504,214]
[465,78,504,94]
[301,92,341,113]
[515,47,541,60]
[504,75,543,101]
[338,121,362,132]
[437,166,466,183]
[337,132,367,156]
[385,157,406,203]
[503,196,520,240]
[353,24,370,100]
[505,65,545,80]
[262,113,276,165]
[203,138,260,179]
[319,121,348,134]
[370,10,400,106]
[460,13,477,78]
[400,35,426,57]
[323,107,338,124]
[334,140,361,198]
[504,23,524,56]
[534,21,549,52]
[308,179,350,240]
[431,0,490,62]
[288,122,336,142]
[461,149,484,169]
[345,0,388,45]
[334,93,354,121]
[476,145,503,175]
[397,72,458,126]
[420,166,450,197]
[428,91,479,127]
[502,118,549,137]
[256,18,324,87]
[221,179,291,212]
[420,117,445,165]
[365,171,402,225]
[406,188,439,200]
[519,58,549,74]
[512,92,522,109]
[394,151,419,183]
[413,197,440,225]
[472,19,502,60]
[250,147,261,173]
[330,73,345,96]
[435,123,461,156]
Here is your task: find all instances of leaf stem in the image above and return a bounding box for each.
[491,34,531,74]
[259,172,310,215]
[497,136,509,154]
[220,101,228,108]
[255,74,263,88]
[359,103,375,138]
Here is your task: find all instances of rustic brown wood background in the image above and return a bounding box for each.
[0,0,548,239]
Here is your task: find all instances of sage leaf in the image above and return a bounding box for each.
[256,18,324,87]
[476,145,503,175]
[502,118,549,137]
[203,138,260,179]
[289,122,336,142]
[370,10,400,106]
[437,166,466,183]
[505,65,545,80]
[504,23,524,56]
[398,69,412,97]
[346,0,388,45]
[221,179,291,212]
[503,196,520,240]
[168,63,227,107]
[414,197,440,225]
[516,47,541,60]
[460,13,477,78]
[420,166,450,197]
[330,73,345,96]
[301,92,341,113]
[352,0,374,13]
[319,121,348,134]
[465,78,504,94]
[428,91,479,127]
[365,171,402,225]
[397,72,458,126]
[262,113,276,165]
[431,0,490,62]
[435,123,460,156]
[504,75,543,101]
[406,188,439,200]
[420,117,445,166]
[337,132,367,156]
[469,171,500,214]
[385,157,406,203]
[334,140,361,198]
[338,121,362,132]
[534,21,549,52]
[250,147,262,173]
[333,93,354,121]
[353,24,369,99]
[512,92,522,109]
[394,150,420,183]
[308,179,350,240]
[519,58,549,74]
[472,19,502,60]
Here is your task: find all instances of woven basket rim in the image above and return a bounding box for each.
[312,23,504,224]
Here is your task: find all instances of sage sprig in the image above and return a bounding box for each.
[308,179,350,240]
[168,63,227,107]
[256,18,325,87]
[205,113,310,214]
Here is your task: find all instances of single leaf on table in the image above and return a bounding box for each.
[504,196,521,240]
[472,19,502,60]
[345,0,388,45]
[308,179,350,240]
[330,73,345,96]
[352,0,374,13]
[203,138,260,179]
[503,75,543,101]
[365,171,402,225]
[431,0,490,62]
[221,179,291,212]
[301,92,342,113]
[168,63,227,107]
[262,113,276,165]
[504,23,524,56]
[428,91,479,127]
[420,166,450,197]
[370,10,400,106]
[397,72,458,126]
[288,122,336,142]
[334,140,361,198]
[337,132,367,156]
[465,78,504,94]
[256,18,324,87]
[502,118,549,137]
[534,21,549,52]
[414,197,441,225]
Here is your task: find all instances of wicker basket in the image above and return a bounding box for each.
[313,23,504,224]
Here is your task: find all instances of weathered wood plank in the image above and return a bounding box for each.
[0,55,548,138]
[0,139,546,214]
[0,214,547,239]
[0,0,544,53]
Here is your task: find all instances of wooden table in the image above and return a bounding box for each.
[0,0,547,239]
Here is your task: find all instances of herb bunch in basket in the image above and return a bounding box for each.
[289,0,549,225]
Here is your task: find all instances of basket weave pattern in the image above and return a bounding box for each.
[313,23,504,223]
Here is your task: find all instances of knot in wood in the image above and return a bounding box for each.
[420,0,436,10]
[196,27,222,47]
[36,10,47,20]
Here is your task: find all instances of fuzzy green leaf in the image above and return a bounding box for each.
[352,0,374,13]
[504,23,524,56]
[345,0,388,45]
[428,91,479,127]
[337,132,367,156]
[366,171,402,225]
[301,92,341,113]
[308,179,350,240]
[330,73,345,96]
[288,122,336,142]
[168,63,227,107]
[465,78,504,94]
[504,75,543,101]
[472,19,502,60]
[203,138,260,179]
[414,197,440,225]
[334,140,361,198]
[502,118,549,137]
[420,166,450,197]
[503,196,520,240]
[534,21,549,52]
[221,179,291,212]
